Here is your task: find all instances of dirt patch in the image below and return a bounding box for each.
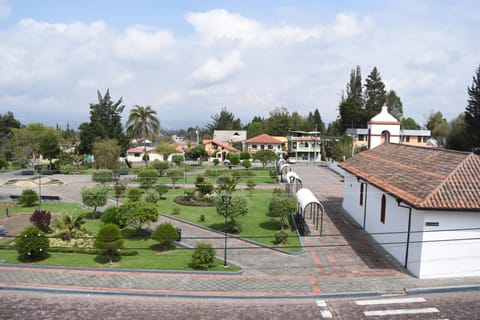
[0,214,32,243]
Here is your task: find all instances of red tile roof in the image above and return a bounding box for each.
[339,143,480,210]
[246,134,283,144]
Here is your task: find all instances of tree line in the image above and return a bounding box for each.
[0,64,479,168]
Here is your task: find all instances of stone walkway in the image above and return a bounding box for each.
[1,165,480,298]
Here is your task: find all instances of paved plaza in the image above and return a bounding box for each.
[0,164,479,298]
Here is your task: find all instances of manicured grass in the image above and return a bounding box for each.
[159,188,302,252]
[0,202,89,215]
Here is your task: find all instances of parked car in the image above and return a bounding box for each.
[287,157,297,164]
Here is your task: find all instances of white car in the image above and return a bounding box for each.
[287,157,296,164]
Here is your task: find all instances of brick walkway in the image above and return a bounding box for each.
[1,165,479,298]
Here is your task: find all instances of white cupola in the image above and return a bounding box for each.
[367,103,401,149]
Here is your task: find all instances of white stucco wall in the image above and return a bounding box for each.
[343,172,480,278]
[342,172,424,277]
[416,210,480,278]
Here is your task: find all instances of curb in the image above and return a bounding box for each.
[406,284,480,295]
[0,285,380,300]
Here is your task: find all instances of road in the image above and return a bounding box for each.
[0,290,479,320]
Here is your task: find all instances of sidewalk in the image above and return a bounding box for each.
[1,165,480,298]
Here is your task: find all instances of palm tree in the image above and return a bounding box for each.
[126,105,160,165]
[52,212,86,241]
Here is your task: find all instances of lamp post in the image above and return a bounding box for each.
[38,171,42,209]
[113,172,121,207]
[221,194,232,268]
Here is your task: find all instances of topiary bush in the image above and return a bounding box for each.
[92,169,114,185]
[189,242,216,270]
[137,168,158,188]
[273,231,289,245]
[30,209,52,232]
[151,222,179,251]
[127,188,143,202]
[18,189,38,207]
[15,226,50,262]
[94,223,124,264]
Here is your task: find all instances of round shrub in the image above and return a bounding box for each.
[15,226,50,262]
[18,189,38,207]
[137,168,158,188]
[144,189,160,204]
[151,222,179,250]
[189,242,216,270]
[101,206,127,228]
[274,231,289,245]
[94,223,124,263]
[127,188,143,202]
[92,169,114,185]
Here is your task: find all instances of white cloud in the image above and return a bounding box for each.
[114,26,176,62]
[191,50,244,85]
[0,5,478,129]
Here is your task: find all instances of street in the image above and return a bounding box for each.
[0,290,479,320]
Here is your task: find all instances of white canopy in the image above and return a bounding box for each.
[296,188,320,212]
[285,171,303,184]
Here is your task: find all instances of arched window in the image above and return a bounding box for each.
[381,130,391,144]
[380,194,386,224]
[359,183,364,206]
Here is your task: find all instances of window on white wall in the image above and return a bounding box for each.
[380,194,386,224]
[360,183,364,206]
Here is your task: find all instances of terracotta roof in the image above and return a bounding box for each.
[246,134,283,144]
[127,146,156,153]
[203,139,237,151]
[339,143,480,210]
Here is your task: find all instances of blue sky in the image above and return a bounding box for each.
[0,0,479,130]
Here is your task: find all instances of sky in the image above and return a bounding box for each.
[0,0,479,130]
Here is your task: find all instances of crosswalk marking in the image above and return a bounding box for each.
[316,300,327,307]
[364,307,439,316]
[320,310,333,318]
[356,297,426,306]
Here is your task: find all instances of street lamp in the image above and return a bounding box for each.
[221,194,232,268]
[113,172,121,207]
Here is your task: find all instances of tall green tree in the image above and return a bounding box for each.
[92,139,121,170]
[0,111,21,161]
[39,128,62,169]
[385,90,403,120]
[364,67,387,121]
[11,123,48,166]
[465,65,480,148]
[446,113,470,151]
[126,105,160,165]
[265,107,290,136]
[339,66,364,131]
[426,111,449,147]
[245,116,264,138]
[401,117,420,130]
[207,107,242,132]
[78,89,128,155]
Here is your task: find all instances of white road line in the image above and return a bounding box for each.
[356,297,426,305]
[316,300,327,307]
[364,307,439,316]
[320,310,333,318]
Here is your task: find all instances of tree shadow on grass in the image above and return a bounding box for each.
[94,254,122,265]
[259,219,282,231]
[121,227,150,241]
[149,243,175,252]
[206,223,225,232]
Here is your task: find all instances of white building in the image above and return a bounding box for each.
[340,143,480,278]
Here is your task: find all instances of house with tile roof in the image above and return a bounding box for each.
[244,134,284,155]
[203,139,238,162]
[339,143,480,278]
[125,146,163,163]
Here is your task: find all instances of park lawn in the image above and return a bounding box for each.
[159,188,302,253]
[0,247,240,272]
[0,202,89,215]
